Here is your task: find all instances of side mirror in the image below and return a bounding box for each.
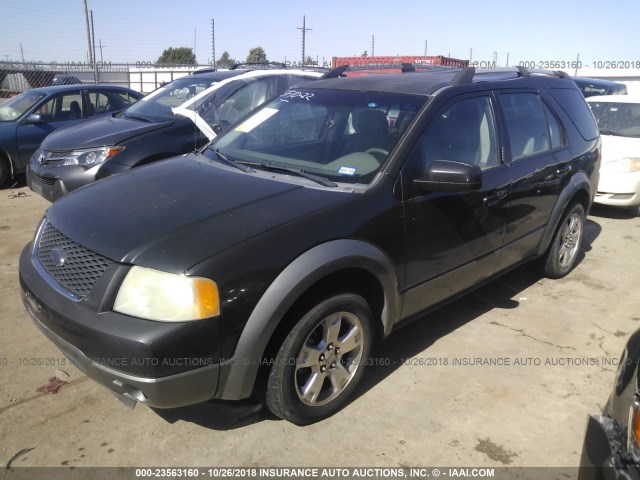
[24,113,44,124]
[413,160,482,193]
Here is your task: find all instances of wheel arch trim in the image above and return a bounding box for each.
[536,171,592,256]
[215,239,400,400]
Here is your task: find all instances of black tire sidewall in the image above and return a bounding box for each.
[266,293,373,424]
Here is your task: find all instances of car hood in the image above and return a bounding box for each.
[600,134,640,164]
[40,114,174,151]
[45,154,350,272]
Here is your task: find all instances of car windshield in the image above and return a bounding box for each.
[124,77,220,120]
[209,88,426,185]
[589,102,640,137]
[0,91,46,121]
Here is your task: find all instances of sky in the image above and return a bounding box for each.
[1,0,640,68]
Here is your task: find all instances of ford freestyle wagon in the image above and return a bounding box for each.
[20,67,601,424]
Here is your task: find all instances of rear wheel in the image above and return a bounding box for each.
[265,293,373,424]
[539,202,585,278]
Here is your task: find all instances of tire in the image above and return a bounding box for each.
[0,156,9,188]
[538,202,585,279]
[265,293,373,425]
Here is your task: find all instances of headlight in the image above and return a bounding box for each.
[601,157,640,173]
[113,266,220,322]
[38,146,124,167]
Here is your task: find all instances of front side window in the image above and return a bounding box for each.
[37,92,83,121]
[500,92,551,161]
[419,95,499,170]
[210,89,426,185]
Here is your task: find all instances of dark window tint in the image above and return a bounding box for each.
[549,87,599,140]
[500,93,550,161]
[420,95,499,170]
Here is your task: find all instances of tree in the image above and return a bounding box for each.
[156,47,197,66]
[217,51,236,68]
[361,50,369,57]
[246,46,268,64]
[304,55,317,66]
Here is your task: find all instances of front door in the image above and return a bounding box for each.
[400,93,511,319]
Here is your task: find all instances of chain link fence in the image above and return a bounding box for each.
[0,61,212,97]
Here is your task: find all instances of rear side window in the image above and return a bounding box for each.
[542,102,564,149]
[549,87,599,140]
[499,92,551,161]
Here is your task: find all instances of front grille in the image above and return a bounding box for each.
[34,174,56,186]
[36,220,114,299]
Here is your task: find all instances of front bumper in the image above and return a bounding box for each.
[579,415,640,480]
[19,243,223,408]
[27,154,106,202]
[595,171,640,207]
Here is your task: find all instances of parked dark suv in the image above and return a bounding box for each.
[19,67,601,424]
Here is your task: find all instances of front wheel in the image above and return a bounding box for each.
[265,294,373,424]
[538,202,585,279]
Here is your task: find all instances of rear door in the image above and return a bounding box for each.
[400,92,511,319]
[494,90,572,270]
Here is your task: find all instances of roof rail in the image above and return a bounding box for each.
[230,61,287,70]
[450,67,475,85]
[321,65,349,79]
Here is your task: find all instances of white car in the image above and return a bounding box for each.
[587,95,640,216]
[173,69,325,140]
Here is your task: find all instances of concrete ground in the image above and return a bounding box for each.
[0,183,639,469]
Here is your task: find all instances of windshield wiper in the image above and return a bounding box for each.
[209,147,254,173]
[254,161,337,188]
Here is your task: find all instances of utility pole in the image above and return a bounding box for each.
[211,19,216,68]
[98,40,106,63]
[469,48,472,63]
[83,0,93,64]
[20,43,25,63]
[575,53,580,76]
[90,10,98,81]
[297,15,312,66]
[371,35,375,57]
[506,52,509,67]
[424,40,428,57]
[492,51,498,67]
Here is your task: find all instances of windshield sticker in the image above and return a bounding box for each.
[281,91,315,101]
[235,107,279,133]
[338,166,357,176]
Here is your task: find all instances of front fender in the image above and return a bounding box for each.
[215,239,400,400]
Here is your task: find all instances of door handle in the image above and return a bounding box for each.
[484,189,508,208]
[556,165,572,176]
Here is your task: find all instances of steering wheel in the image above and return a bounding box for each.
[365,148,389,162]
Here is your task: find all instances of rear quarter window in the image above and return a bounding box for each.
[549,87,599,141]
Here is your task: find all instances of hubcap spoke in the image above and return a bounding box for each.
[297,343,323,369]
[323,314,342,345]
[337,325,362,355]
[328,364,351,392]
[300,371,326,403]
